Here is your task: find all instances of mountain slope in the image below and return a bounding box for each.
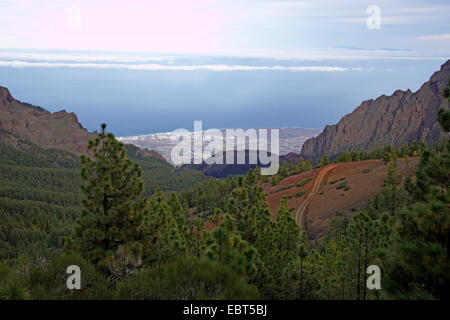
[300,60,450,162]
[0,89,208,259]
[180,150,301,178]
[0,86,97,155]
[263,158,419,240]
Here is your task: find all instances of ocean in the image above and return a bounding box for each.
[0,51,444,136]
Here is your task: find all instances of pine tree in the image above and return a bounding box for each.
[275,198,300,254]
[346,211,381,300]
[305,159,313,171]
[257,197,301,298]
[73,124,149,268]
[382,156,449,298]
[381,194,450,299]
[186,216,206,258]
[381,98,450,299]
[319,153,330,166]
[203,214,258,278]
[271,175,279,186]
[383,154,403,215]
[437,79,450,132]
[279,162,288,178]
[245,168,258,185]
[298,231,309,300]
[144,190,187,264]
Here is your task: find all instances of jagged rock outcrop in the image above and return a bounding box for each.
[300,60,450,162]
[0,86,168,162]
[0,86,97,155]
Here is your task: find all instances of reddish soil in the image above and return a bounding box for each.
[263,170,316,220]
[264,158,419,239]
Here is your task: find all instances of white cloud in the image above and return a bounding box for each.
[0,60,352,72]
[0,49,446,65]
[399,6,450,14]
[0,52,173,63]
[417,34,450,41]
[335,15,437,26]
[218,48,448,61]
[267,1,310,8]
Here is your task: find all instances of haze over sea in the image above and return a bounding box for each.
[0,49,446,137]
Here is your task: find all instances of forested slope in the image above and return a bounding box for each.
[0,140,207,260]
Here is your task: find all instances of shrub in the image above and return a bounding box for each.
[336,182,347,190]
[275,185,294,193]
[115,257,261,300]
[27,253,109,299]
[295,191,306,198]
[296,177,312,187]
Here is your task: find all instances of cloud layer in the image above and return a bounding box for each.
[0,60,353,72]
[417,34,450,41]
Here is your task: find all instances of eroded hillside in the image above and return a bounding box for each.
[263,158,419,239]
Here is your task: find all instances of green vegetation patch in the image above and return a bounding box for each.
[295,190,306,198]
[336,182,348,190]
[274,185,295,193]
[330,177,345,185]
[296,177,313,187]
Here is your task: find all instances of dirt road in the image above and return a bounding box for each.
[294,164,337,228]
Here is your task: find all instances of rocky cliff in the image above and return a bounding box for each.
[300,60,450,162]
[0,86,97,155]
[0,86,170,163]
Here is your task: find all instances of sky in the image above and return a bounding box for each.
[0,0,449,136]
[0,0,449,56]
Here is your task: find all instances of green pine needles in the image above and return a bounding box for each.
[74,124,150,268]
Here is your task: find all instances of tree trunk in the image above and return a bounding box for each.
[299,258,303,300]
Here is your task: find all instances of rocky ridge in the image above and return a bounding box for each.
[300,60,450,162]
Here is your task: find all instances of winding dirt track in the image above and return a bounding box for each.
[294,164,337,228]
